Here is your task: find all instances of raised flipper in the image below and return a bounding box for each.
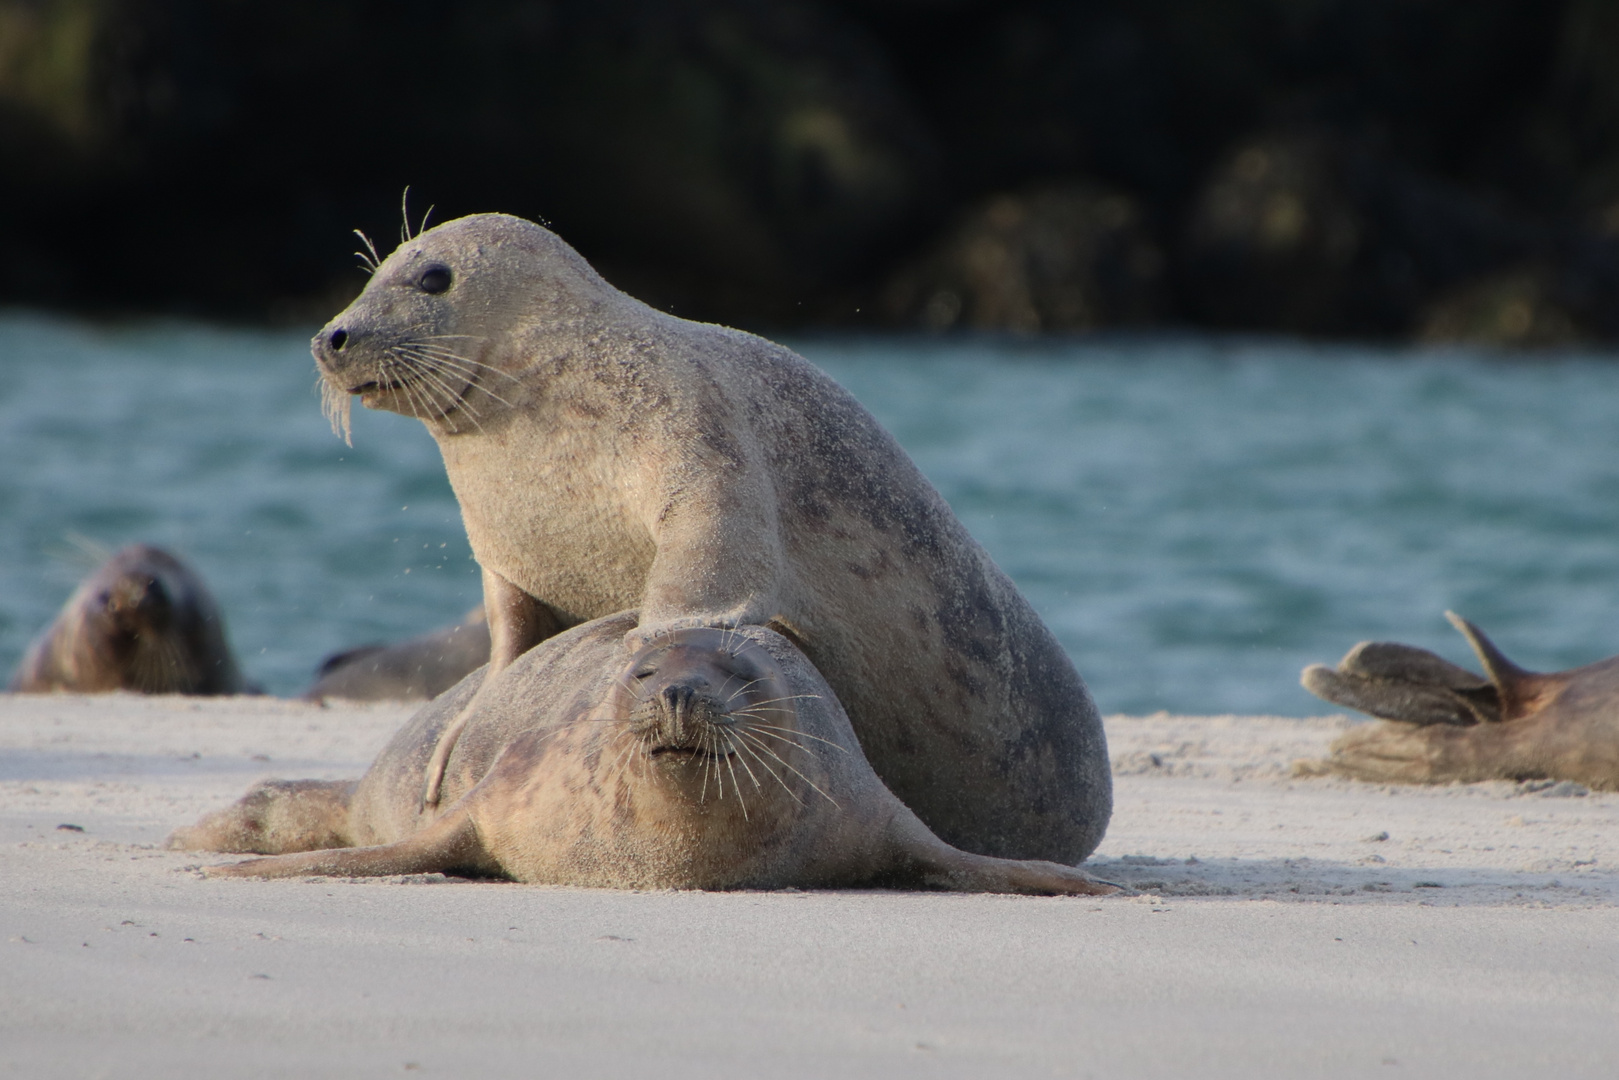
[1443,610,1555,721]
[1297,612,1607,787]
[1301,616,1508,727]
[203,804,492,880]
[421,567,565,809]
[165,779,358,854]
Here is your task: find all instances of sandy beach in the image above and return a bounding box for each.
[3,694,1616,1078]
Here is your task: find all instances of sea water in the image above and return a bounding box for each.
[3,310,1617,715]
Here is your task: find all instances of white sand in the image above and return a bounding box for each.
[3,695,1616,1078]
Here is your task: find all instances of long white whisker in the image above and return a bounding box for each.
[735,730,839,807]
[399,354,487,424]
[721,734,748,820]
[394,348,522,400]
[723,677,767,705]
[732,733,805,807]
[320,374,354,445]
[386,350,494,433]
[389,361,430,423]
[741,694,823,709]
[353,229,382,269]
[732,721,850,753]
[392,350,516,410]
[399,342,524,384]
[726,727,766,794]
[697,728,713,804]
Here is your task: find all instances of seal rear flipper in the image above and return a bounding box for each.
[204,805,492,879]
[1302,660,1498,726]
[1338,640,1490,690]
[165,779,359,854]
[1445,611,1563,721]
[878,807,1119,896]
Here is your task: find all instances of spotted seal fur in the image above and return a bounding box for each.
[307,213,1110,862]
[171,614,1116,895]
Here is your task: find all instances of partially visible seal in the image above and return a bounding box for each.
[8,544,249,695]
[1300,611,1619,790]
[171,614,1116,895]
[308,212,1111,863]
[302,605,489,702]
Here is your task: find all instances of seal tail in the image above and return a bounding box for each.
[203,805,488,880]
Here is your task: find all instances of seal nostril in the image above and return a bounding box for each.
[329,328,348,351]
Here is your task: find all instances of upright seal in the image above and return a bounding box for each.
[8,544,249,695]
[310,213,1110,862]
[172,613,1116,895]
[1301,611,1619,790]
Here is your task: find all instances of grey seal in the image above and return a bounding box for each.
[8,544,249,695]
[302,605,490,702]
[1301,611,1619,790]
[171,614,1117,895]
[307,212,1111,862]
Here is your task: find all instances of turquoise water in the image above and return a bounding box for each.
[3,310,1618,714]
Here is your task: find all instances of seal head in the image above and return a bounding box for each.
[9,544,249,695]
[311,214,611,440]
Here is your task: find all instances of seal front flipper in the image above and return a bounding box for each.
[421,567,566,808]
[205,804,491,880]
[877,806,1119,896]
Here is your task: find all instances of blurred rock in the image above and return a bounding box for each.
[883,183,1165,332]
[0,0,939,324]
[1420,267,1584,348]
[6,0,1619,342]
[1179,130,1601,337]
[1183,134,1367,333]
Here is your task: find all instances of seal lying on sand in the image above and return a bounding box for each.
[308,212,1110,862]
[8,544,249,695]
[1300,611,1619,790]
[302,605,489,702]
[171,614,1116,895]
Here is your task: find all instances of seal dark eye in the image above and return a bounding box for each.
[419,266,452,294]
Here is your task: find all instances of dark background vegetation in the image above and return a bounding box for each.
[5,0,1619,343]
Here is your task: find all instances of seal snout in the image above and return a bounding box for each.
[635,680,730,756]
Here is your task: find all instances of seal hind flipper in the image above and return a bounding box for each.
[204,805,489,880]
[165,779,358,854]
[1298,613,1619,790]
[1444,611,1559,721]
[1445,611,1533,687]
[1302,639,1501,726]
[1338,640,1491,691]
